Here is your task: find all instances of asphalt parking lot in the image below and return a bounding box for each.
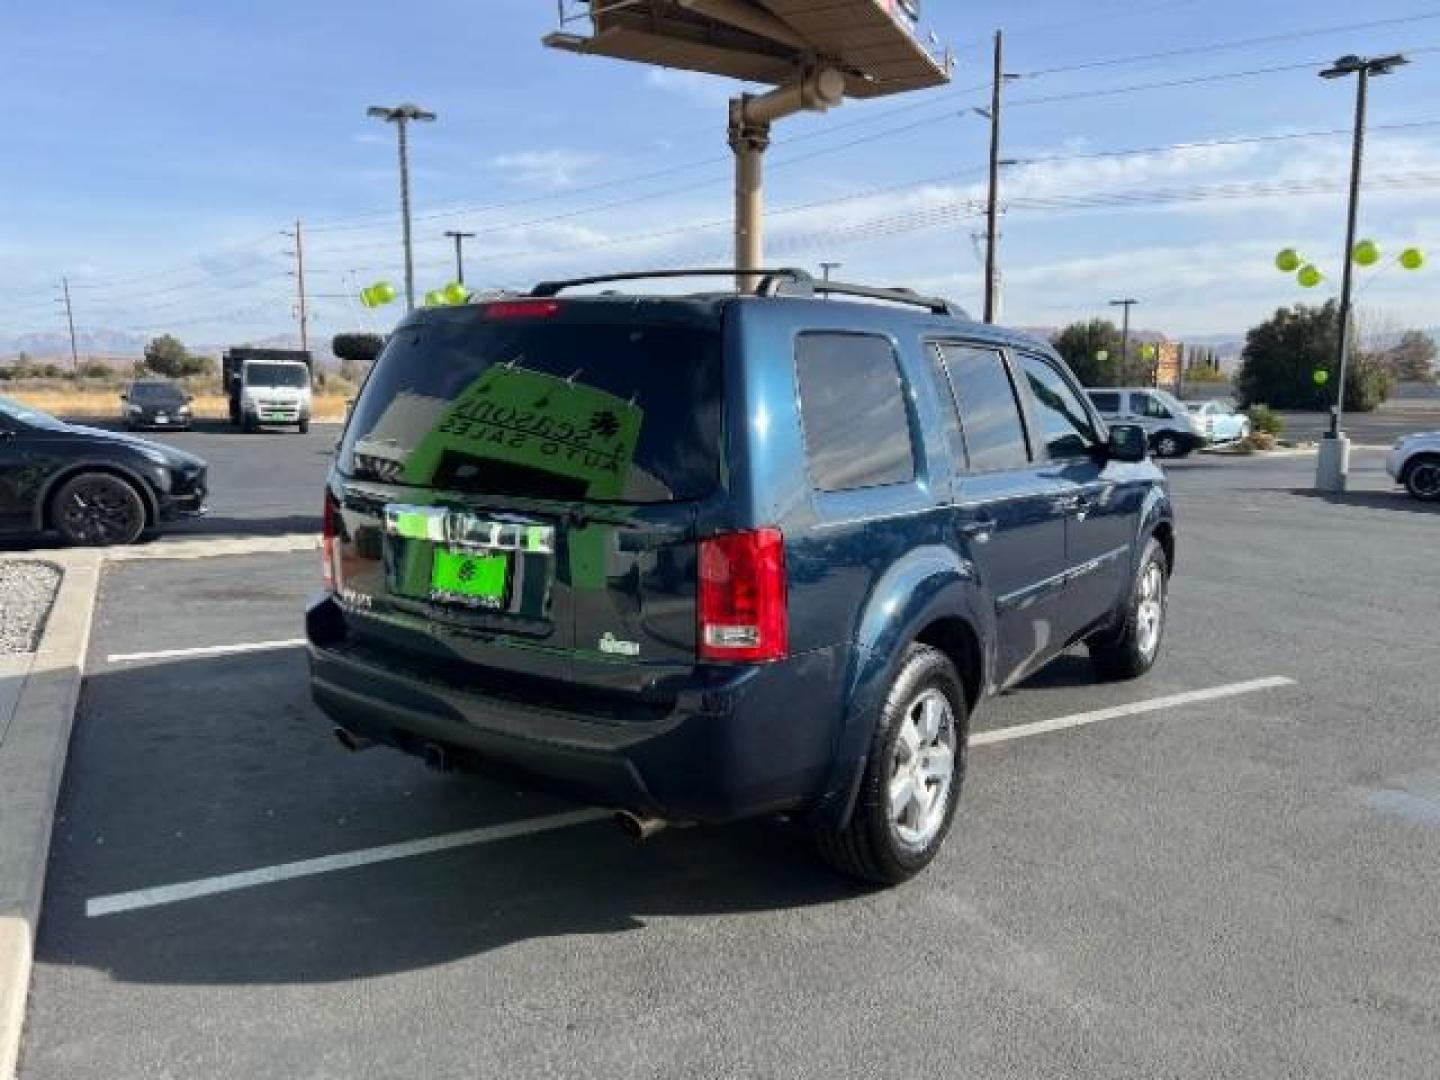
[15,446,1440,1079]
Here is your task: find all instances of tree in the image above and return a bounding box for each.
[1384,330,1438,383]
[143,334,191,377]
[1052,319,1124,386]
[1235,301,1392,412]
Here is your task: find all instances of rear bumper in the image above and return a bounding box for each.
[305,594,848,823]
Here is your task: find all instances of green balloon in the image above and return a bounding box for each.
[359,286,377,309]
[442,281,469,305]
[1353,239,1380,267]
[1400,247,1426,271]
[1141,344,1157,360]
[1297,265,1323,289]
[423,290,446,307]
[1313,369,1330,386]
[369,281,397,306]
[1275,248,1301,274]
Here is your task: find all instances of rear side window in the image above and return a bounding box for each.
[1088,391,1121,414]
[1133,393,1172,419]
[796,333,915,492]
[338,311,723,503]
[1018,353,1100,460]
[935,344,1030,472]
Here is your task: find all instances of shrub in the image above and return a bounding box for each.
[1247,404,1284,436]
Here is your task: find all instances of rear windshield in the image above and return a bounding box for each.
[245,363,309,387]
[338,314,723,504]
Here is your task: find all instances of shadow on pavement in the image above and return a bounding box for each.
[1288,488,1440,516]
[38,651,865,987]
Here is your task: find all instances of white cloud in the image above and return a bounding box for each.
[645,68,748,106]
[490,148,602,189]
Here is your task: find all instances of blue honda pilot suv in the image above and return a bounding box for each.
[308,269,1173,884]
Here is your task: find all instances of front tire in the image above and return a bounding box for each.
[51,472,147,547]
[816,644,967,886]
[1404,455,1440,501]
[298,419,310,434]
[1090,538,1169,680]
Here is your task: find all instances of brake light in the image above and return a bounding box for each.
[322,489,341,591]
[484,300,561,320]
[698,528,787,663]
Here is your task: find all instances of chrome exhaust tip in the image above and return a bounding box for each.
[333,726,377,752]
[615,810,668,842]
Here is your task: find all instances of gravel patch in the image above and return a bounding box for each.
[0,561,63,654]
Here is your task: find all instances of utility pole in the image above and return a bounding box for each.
[445,230,476,285]
[59,276,80,373]
[283,220,309,353]
[1110,299,1138,381]
[820,261,842,283]
[980,32,1018,324]
[367,103,438,312]
[1315,52,1408,493]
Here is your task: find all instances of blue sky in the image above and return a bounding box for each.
[3,0,1439,348]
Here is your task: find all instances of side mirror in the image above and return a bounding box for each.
[1107,423,1148,463]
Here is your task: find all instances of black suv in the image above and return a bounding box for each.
[308,270,1173,884]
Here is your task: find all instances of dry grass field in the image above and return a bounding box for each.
[6,387,351,422]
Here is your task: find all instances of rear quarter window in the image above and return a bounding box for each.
[795,333,915,492]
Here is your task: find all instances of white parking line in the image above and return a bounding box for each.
[83,676,1295,918]
[86,808,610,918]
[970,676,1295,747]
[106,639,307,664]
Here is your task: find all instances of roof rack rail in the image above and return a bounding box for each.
[528,266,969,318]
[530,268,814,297]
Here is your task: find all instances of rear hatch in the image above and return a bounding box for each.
[331,298,725,700]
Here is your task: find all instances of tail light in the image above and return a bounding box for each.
[484,300,561,320]
[322,489,341,591]
[698,528,787,663]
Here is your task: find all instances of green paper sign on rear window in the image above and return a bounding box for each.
[339,318,723,504]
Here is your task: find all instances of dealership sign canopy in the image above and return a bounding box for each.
[545,0,949,99]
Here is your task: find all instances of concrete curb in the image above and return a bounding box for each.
[0,555,99,1080]
[0,531,316,1077]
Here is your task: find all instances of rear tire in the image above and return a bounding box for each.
[242,413,258,434]
[298,419,310,434]
[1151,432,1183,458]
[51,472,147,547]
[1404,455,1440,501]
[816,644,967,886]
[1089,538,1169,680]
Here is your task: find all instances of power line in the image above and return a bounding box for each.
[1021,11,1440,77]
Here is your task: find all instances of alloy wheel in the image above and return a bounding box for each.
[59,478,142,545]
[888,688,958,850]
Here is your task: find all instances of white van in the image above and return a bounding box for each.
[1086,388,1207,458]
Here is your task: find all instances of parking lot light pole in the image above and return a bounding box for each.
[444,230,476,286]
[1110,298,1138,381]
[1315,53,1407,493]
[367,104,437,312]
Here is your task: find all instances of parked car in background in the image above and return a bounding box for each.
[120,378,193,431]
[1386,431,1440,501]
[308,269,1175,886]
[0,395,207,546]
[1086,388,1207,458]
[1185,399,1251,444]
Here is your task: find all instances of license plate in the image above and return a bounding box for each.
[429,548,509,609]
[155,415,169,424]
